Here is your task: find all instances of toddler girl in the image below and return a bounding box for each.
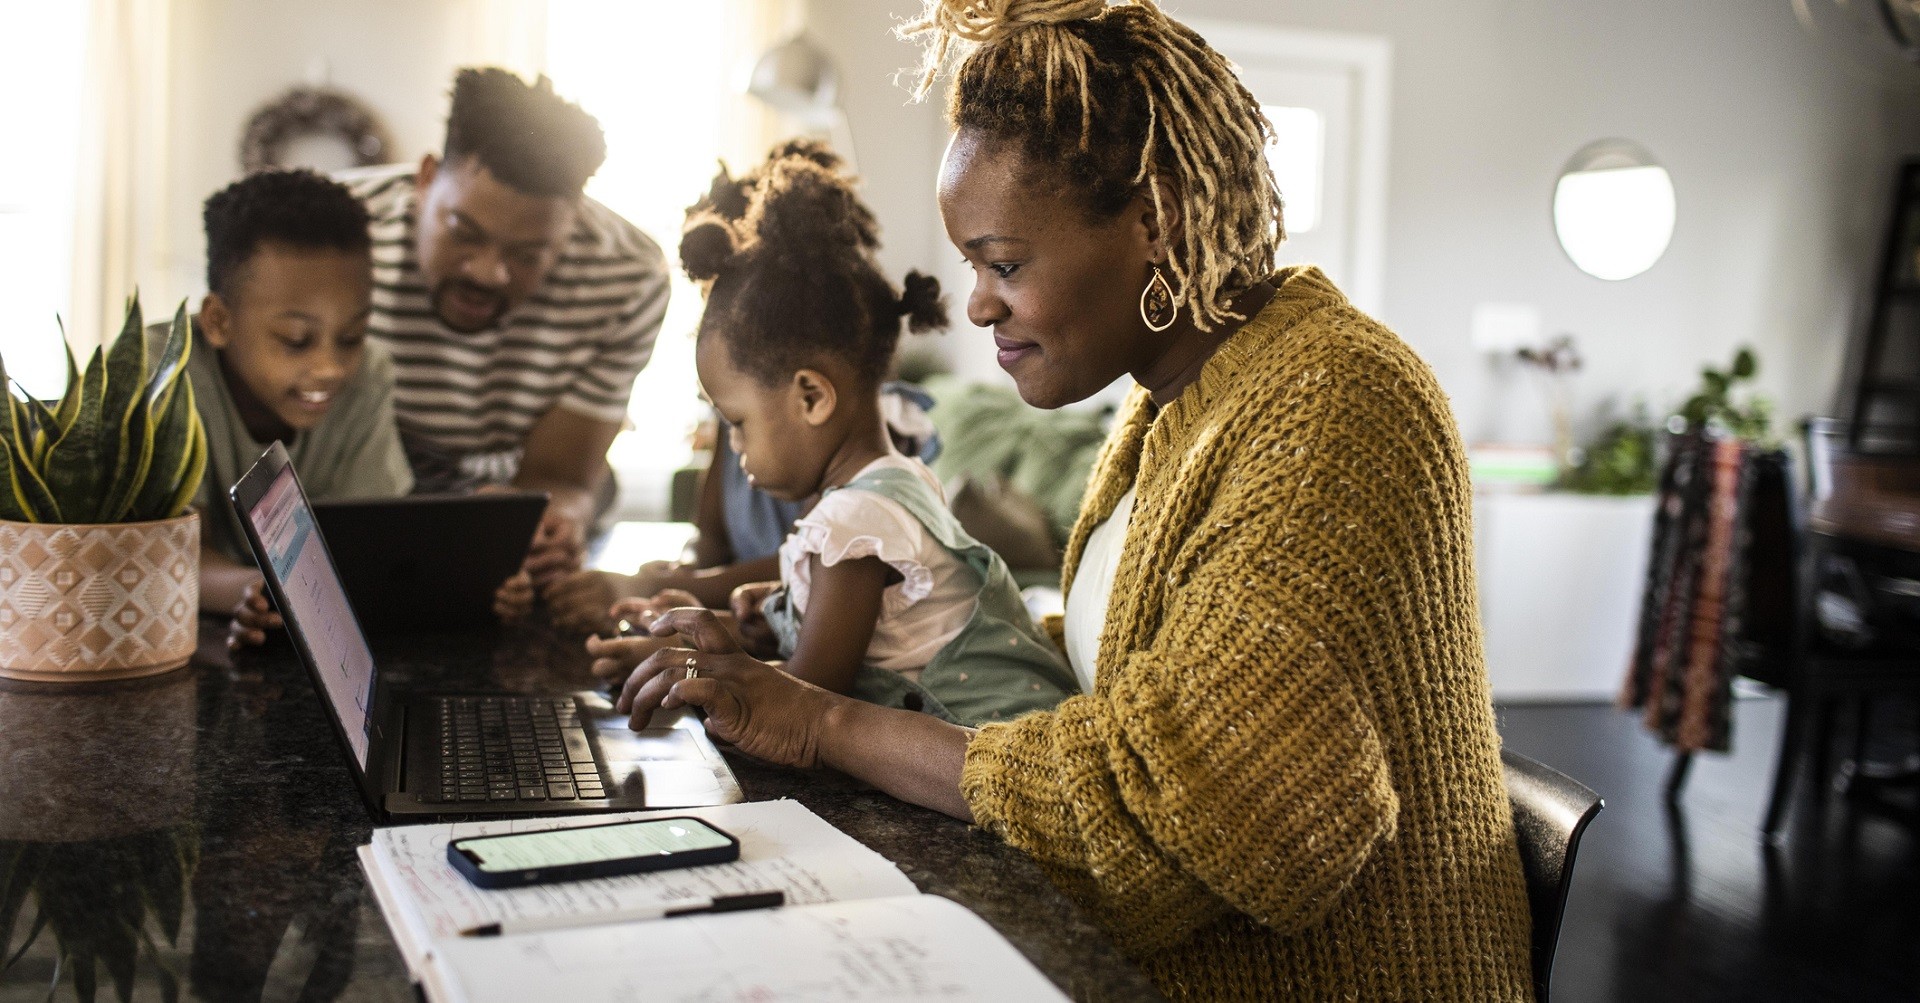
[588,146,1076,726]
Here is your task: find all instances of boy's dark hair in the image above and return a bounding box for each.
[203,169,372,299]
[444,67,606,198]
[680,143,945,388]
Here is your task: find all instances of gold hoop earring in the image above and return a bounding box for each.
[1139,265,1177,333]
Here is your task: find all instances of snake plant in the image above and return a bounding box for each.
[0,298,207,524]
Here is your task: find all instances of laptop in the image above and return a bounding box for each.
[231,441,743,821]
[314,493,545,634]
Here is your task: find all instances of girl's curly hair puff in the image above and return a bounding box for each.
[681,143,946,387]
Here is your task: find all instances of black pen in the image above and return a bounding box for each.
[458,890,785,937]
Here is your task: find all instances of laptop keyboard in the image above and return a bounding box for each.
[427,696,607,803]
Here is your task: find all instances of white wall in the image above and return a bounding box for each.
[815,0,1920,438]
[801,2,955,366]
[153,1,1920,445]
[160,0,499,310]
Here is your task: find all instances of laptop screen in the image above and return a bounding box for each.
[246,464,378,770]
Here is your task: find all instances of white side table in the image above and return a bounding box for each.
[1474,491,1656,702]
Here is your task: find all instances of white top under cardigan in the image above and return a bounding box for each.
[1062,486,1136,694]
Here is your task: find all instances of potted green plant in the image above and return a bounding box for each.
[0,298,207,682]
[1673,346,1773,443]
[1559,348,1774,496]
[1559,404,1660,495]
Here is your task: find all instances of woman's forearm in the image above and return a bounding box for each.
[818,698,976,821]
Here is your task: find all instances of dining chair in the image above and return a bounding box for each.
[1501,748,1605,1003]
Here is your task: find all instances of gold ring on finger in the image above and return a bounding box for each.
[684,656,699,681]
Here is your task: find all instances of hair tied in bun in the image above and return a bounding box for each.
[897,271,949,333]
[901,0,1118,97]
[693,161,752,223]
[678,215,739,283]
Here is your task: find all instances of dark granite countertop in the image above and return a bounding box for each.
[0,616,1162,1002]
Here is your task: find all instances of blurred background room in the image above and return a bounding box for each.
[3,1,1919,1000]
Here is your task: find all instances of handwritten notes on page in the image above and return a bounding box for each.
[361,800,917,965]
[427,894,1069,1003]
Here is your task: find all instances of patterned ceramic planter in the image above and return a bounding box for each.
[0,513,199,682]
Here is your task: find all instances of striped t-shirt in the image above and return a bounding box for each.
[338,164,670,490]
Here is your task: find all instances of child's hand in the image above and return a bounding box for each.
[585,632,677,682]
[609,590,701,634]
[543,570,632,634]
[226,578,282,651]
[729,581,782,659]
[494,571,536,623]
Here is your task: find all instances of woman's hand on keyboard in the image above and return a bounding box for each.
[586,591,704,679]
[615,607,835,770]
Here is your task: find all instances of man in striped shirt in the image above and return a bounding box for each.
[339,68,669,596]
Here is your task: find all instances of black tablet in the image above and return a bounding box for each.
[314,492,547,633]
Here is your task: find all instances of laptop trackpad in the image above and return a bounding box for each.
[579,696,742,807]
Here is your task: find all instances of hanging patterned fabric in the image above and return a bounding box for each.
[1622,433,1792,752]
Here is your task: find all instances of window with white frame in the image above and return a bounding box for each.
[544,0,796,520]
[0,6,88,399]
[1194,20,1391,314]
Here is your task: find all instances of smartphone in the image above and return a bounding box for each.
[446,816,740,889]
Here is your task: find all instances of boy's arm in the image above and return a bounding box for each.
[199,547,261,614]
[782,554,889,693]
[199,546,280,648]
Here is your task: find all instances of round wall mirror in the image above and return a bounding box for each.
[1552,139,1676,281]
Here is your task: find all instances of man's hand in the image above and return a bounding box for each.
[629,559,693,599]
[226,578,282,651]
[494,571,536,623]
[523,508,585,588]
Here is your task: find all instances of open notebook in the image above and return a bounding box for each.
[358,799,1069,1002]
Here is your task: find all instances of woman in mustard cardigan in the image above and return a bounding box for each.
[612,1,1535,998]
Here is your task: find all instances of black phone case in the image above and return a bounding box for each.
[445,817,741,889]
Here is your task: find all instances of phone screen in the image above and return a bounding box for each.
[457,819,733,874]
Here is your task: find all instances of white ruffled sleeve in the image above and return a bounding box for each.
[786,490,938,616]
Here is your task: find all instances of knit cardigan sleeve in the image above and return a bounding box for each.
[962,326,1427,956]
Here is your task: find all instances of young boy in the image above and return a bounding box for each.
[179,169,413,647]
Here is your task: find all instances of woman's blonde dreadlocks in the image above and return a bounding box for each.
[901,0,1284,332]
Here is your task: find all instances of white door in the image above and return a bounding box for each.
[1189,21,1391,314]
